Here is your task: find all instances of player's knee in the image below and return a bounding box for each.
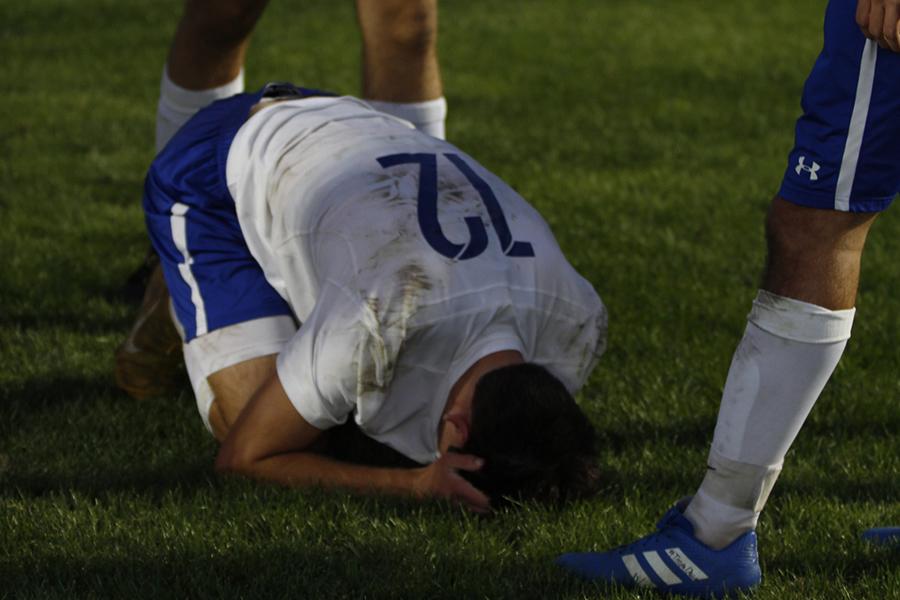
[764,196,873,264]
[182,0,268,46]
[363,0,437,56]
[762,198,830,285]
[763,200,804,262]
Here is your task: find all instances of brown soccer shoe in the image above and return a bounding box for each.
[122,246,160,304]
[115,264,184,399]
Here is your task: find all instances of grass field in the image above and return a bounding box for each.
[2,0,899,597]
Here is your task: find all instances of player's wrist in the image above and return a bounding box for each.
[406,465,433,499]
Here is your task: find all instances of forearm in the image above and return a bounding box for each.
[218,449,422,497]
[213,371,432,500]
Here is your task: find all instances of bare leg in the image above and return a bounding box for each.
[356,0,442,101]
[683,196,878,549]
[556,198,881,589]
[762,196,877,309]
[166,0,270,90]
[155,1,269,163]
[207,354,277,441]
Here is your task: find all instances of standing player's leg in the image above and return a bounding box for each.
[355,0,448,139]
[156,0,269,152]
[681,0,900,557]
[681,199,875,549]
[558,0,900,595]
[556,206,875,598]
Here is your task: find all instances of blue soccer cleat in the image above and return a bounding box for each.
[557,505,761,598]
[861,527,900,546]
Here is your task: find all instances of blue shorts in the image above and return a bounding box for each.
[143,83,331,341]
[779,0,900,213]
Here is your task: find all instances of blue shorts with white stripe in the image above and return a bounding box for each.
[779,0,900,213]
[143,88,293,342]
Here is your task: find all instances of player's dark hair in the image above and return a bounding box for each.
[457,363,600,507]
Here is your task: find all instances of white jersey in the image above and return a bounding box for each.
[225,96,607,464]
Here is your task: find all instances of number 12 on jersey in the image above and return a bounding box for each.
[376,153,535,260]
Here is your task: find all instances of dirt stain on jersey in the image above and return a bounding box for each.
[397,263,433,294]
[585,315,609,372]
[355,262,433,397]
[356,294,388,397]
[364,171,415,208]
[562,311,608,378]
[438,176,470,205]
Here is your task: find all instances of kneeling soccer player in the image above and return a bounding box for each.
[131,82,608,510]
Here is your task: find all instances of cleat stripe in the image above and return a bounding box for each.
[622,554,653,587]
[643,551,682,586]
[666,548,709,581]
[171,202,207,337]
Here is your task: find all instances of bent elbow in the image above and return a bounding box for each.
[215,441,257,476]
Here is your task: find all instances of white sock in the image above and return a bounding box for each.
[366,97,447,139]
[155,67,245,153]
[684,290,855,549]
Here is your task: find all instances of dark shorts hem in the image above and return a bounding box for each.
[778,180,894,213]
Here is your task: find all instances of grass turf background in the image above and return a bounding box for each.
[1,0,899,597]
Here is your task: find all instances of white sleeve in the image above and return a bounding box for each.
[535,279,608,394]
[275,283,363,430]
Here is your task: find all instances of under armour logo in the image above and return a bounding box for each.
[795,156,820,181]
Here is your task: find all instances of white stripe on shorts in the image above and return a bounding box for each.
[171,202,208,336]
[835,40,878,212]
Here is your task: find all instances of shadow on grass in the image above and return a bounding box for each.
[1,240,149,334]
[0,370,190,417]
[591,413,899,505]
[0,372,208,501]
[0,460,216,501]
[764,545,900,590]
[595,416,714,454]
[0,310,133,335]
[0,543,596,600]
[773,475,900,505]
[0,372,126,423]
[0,370,116,397]
[587,377,899,457]
[802,416,900,442]
[3,537,896,599]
